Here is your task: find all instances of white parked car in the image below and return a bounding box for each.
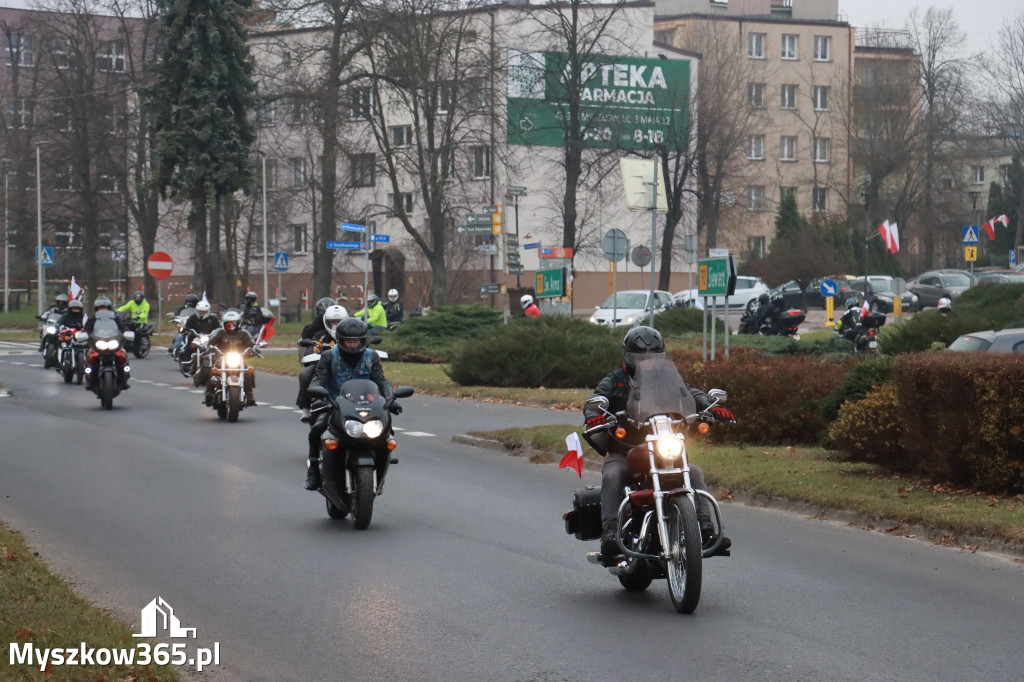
[673,276,770,310]
[589,289,674,328]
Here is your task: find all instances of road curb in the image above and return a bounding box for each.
[451,434,510,452]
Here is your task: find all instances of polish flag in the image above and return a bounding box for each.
[860,300,870,319]
[559,432,584,478]
[68,275,82,301]
[878,220,900,254]
[996,214,1009,227]
[982,220,995,241]
[256,316,276,344]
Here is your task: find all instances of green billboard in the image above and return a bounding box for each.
[507,50,691,150]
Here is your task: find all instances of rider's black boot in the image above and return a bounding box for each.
[304,456,321,491]
[600,522,619,560]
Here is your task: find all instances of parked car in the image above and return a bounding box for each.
[976,270,1024,284]
[848,276,920,313]
[589,289,674,328]
[947,328,1024,352]
[673,275,769,310]
[771,277,856,310]
[907,269,973,307]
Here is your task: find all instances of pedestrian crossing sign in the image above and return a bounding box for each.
[962,225,979,245]
[273,252,289,271]
[37,247,54,266]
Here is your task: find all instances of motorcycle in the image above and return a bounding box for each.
[168,307,196,359]
[124,316,154,359]
[56,325,87,385]
[82,313,131,410]
[836,310,886,353]
[179,331,215,385]
[738,306,805,337]
[564,357,730,614]
[37,312,62,368]
[306,380,414,529]
[205,343,260,422]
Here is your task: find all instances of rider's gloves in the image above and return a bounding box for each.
[585,414,608,429]
[389,401,403,415]
[311,398,328,411]
[709,406,736,423]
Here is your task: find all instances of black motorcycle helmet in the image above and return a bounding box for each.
[314,296,337,322]
[133,290,145,303]
[758,293,770,306]
[185,293,199,307]
[622,325,665,375]
[244,291,257,305]
[770,293,784,308]
[335,317,369,362]
[94,296,113,312]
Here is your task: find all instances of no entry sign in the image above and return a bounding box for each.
[147,251,174,280]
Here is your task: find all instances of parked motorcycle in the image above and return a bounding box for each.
[82,313,131,410]
[56,325,87,384]
[564,358,730,614]
[306,381,414,529]
[37,312,62,368]
[205,343,260,422]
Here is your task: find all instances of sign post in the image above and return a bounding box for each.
[146,251,173,331]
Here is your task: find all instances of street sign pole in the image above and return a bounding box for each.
[514,195,520,287]
[364,224,371,306]
[649,154,658,327]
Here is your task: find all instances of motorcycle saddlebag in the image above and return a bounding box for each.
[563,485,602,540]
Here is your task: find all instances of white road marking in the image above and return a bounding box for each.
[401,431,436,438]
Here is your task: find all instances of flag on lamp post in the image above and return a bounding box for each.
[877,220,900,254]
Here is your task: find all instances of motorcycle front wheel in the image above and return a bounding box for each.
[666,496,703,614]
[227,386,241,423]
[100,372,115,410]
[351,465,376,530]
[62,357,74,383]
[134,335,151,359]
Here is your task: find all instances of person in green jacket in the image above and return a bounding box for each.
[117,290,150,324]
[354,293,388,334]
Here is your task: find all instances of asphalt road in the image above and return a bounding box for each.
[1,340,1022,682]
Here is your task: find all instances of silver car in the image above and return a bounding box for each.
[908,270,973,308]
[589,289,674,328]
[948,328,1024,352]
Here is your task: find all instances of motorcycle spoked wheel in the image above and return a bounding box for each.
[226,386,242,423]
[350,465,376,530]
[134,335,151,359]
[100,372,115,410]
[665,496,703,614]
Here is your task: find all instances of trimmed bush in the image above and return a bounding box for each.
[880,309,991,354]
[820,354,894,423]
[446,315,620,388]
[377,304,502,362]
[827,384,904,464]
[654,306,726,336]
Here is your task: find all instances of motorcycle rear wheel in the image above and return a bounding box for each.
[618,568,653,592]
[326,497,348,520]
[100,373,115,410]
[62,360,74,384]
[75,360,84,385]
[227,386,241,423]
[351,465,375,530]
[666,496,703,614]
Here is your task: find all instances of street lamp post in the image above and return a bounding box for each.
[861,190,871,300]
[3,165,9,316]
[258,151,269,305]
[36,144,45,315]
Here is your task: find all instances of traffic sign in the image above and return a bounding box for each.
[37,247,54,267]
[146,251,173,279]
[697,257,735,297]
[540,247,573,259]
[505,185,527,197]
[631,245,651,268]
[483,205,498,213]
[480,283,503,296]
[370,234,390,243]
[819,279,838,298]
[965,246,977,262]
[523,242,540,250]
[273,252,289,271]
[327,241,363,250]
[602,228,628,262]
[504,234,519,246]
[962,225,979,245]
[457,225,493,235]
[536,267,567,298]
[508,264,525,275]
[341,222,366,233]
[507,252,521,265]
[467,213,492,225]
[1011,250,1018,266]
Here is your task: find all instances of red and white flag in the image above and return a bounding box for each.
[860,300,870,319]
[255,316,276,345]
[68,276,82,301]
[982,215,1008,241]
[877,220,900,254]
[559,432,584,478]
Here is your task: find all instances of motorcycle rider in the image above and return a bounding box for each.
[239,291,263,337]
[297,304,348,423]
[38,293,70,351]
[521,294,541,318]
[583,326,735,560]
[754,293,786,334]
[170,293,201,355]
[205,309,258,407]
[300,297,338,345]
[177,293,200,317]
[354,293,388,335]
[84,297,126,334]
[57,299,86,330]
[384,288,404,326]
[835,296,863,341]
[117,290,151,325]
[180,300,221,361]
[304,317,400,490]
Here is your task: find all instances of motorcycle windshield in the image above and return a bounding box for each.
[92,318,121,342]
[626,358,697,423]
[336,379,383,408]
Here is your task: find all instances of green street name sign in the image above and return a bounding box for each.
[535,267,567,298]
[507,50,691,151]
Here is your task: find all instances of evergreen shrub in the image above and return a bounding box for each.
[820,354,894,423]
[827,384,904,464]
[446,315,620,388]
[377,304,502,362]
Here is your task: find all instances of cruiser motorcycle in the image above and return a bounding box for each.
[206,343,260,422]
[82,313,131,410]
[56,325,87,384]
[37,311,62,368]
[564,357,731,614]
[306,380,414,529]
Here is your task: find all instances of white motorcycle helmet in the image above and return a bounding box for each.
[937,297,952,313]
[323,305,349,339]
[196,300,212,319]
[222,309,242,331]
[520,294,533,308]
[387,288,399,302]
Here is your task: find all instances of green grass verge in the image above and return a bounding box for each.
[0,522,183,681]
[470,424,1024,548]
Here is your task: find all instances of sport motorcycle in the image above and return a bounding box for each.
[564,357,731,614]
[82,313,131,410]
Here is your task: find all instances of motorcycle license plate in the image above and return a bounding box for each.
[868,340,878,349]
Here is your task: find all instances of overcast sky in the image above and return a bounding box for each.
[840,1,1019,55]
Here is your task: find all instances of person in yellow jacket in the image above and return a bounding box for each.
[354,293,388,333]
[117,290,151,324]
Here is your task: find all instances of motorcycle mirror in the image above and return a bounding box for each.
[306,386,329,400]
[707,388,727,403]
[75,331,89,342]
[298,338,316,347]
[585,395,610,411]
[394,386,415,399]
[369,336,384,345]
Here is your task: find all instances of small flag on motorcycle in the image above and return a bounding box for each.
[559,432,584,478]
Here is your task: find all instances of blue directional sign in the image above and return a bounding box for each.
[327,241,363,250]
[341,222,366,233]
[523,242,540,250]
[273,252,289,271]
[962,225,979,245]
[819,279,838,298]
[37,247,54,266]
[1011,250,1018,266]
[370,234,390,243]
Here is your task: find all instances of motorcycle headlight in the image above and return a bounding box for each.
[344,419,384,439]
[226,353,242,368]
[199,335,209,344]
[96,339,120,351]
[655,435,682,463]
[46,325,57,335]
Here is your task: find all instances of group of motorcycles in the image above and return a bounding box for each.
[36,309,152,410]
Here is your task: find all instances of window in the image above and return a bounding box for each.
[56,163,82,192]
[814,137,830,163]
[103,106,127,135]
[350,153,375,187]
[436,80,454,114]
[748,32,765,59]
[466,77,491,110]
[436,148,455,179]
[972,166,985,184]
[473,145,491,179]
[781,34,798,60]
[747,186,764,211]
[349,86,373,120]
[748,236,766,259]
[98,41,125,72]
[813,85,829,111]
[780,136,797,161]
[54,221,80,249]
[6,34,35,67]
[812,187,828,212]
[813,35,831,61]
[781,84,797,109]
[52,38,72,69]
[98,170,120,194]
[391,124,412,147]
[779,186,797,207]
[54,106,74,132]
[256,100,276,127]
[289,157,306,187]
[390,192,413,216]
[292,224,308,253]
[941,178,954,190]
[748,135,764,160]
[262,158,277,189]
[5,99,32,129]
[748,82,764,108]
